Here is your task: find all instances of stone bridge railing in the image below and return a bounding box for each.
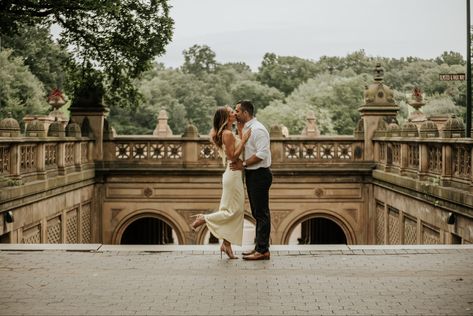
[0,138,94,187]
[100,135,367,171]
[373,137,473,191]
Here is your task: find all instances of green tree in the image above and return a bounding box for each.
[1,25,69,92]
[230,80,284,110]
[182,45,218,76]
[257,53,319,95]
[0,49,49,124]
[435,51,465,66]
[1,0,174,108]
[258,73,367,135]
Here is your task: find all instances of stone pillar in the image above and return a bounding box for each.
[301,111,320,137]
[359,64,400,161]
[153,110,173,137]
[269,125,285,164]
[400,143,409,176]
[182,123,199,167]
[69,92,109,161]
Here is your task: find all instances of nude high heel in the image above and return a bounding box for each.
[220,241,238,259]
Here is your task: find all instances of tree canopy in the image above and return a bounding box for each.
[1,0,174,108]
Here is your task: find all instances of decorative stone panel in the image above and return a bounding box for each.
[375,201,385,244]
[0,145,9,174]
[64,143,74,166]
[403,216,417,244]
[81,203,92,243]
[22,224,41,244]
[452,145,472,179]
[408,144,419,169]
[199,144,217,159]
[428,145,442,174]
[66,209,79,243]
[388,207,400,244]
[20,145,37,173]
[422,225,440,244]
[47,216,62,243]
[45,144,57,169]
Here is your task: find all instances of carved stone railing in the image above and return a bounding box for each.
[374,137,473,190]
[0,138,94,187]
[100,135,368,172]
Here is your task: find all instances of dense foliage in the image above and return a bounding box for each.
[1,0,174,110]
[0,16,467,136]
[108,47,466,135]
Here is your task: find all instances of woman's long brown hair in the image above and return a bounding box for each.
[211,106,230,148]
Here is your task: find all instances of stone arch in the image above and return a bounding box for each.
[281,209,356,245]
[194,212,255,245]
[112,209,186,245]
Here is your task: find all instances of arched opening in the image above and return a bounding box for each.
[203,218,256,245]
[120,217,178,245]
[288,217,347,244]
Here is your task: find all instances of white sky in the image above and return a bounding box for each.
[157,0,468,70]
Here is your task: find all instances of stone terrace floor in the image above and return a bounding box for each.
[0,244,472,315]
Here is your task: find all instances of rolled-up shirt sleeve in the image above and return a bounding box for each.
[253,129,270,160]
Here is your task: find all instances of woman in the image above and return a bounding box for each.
[190,106,251,259]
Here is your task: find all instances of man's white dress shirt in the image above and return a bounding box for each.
[243,118,271,170]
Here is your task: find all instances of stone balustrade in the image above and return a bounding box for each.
[100,135,366,171]
[374,137,473,190]
[0,138,94,187]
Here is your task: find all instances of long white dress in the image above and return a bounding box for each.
[203,136,244,245]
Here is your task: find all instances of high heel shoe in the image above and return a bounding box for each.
[220,242,238,259]
[190,214,205,232]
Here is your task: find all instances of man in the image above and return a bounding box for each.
[231,100,272,260]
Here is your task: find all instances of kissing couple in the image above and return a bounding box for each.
[190,100,273,260]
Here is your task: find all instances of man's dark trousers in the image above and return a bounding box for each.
[245,167,272,253]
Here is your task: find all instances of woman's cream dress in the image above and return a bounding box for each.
[203,135,244,245]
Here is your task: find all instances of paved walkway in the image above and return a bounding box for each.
[0,244,472,315]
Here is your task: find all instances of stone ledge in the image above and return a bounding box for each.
[1,243,472,253]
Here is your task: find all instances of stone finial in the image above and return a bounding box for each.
[48,117,66,137]
[26,117,46,137]
[0,112,21,137]
[441,114,465,138]
[373,63,384,82]
[401,119,419,137]
[66,120,82,138]
[182,122,199,138]
[302,111,320,137]
[153,109,173,137]
[419,117,439,138]
[270,124,284,137]
[362,64,396,106]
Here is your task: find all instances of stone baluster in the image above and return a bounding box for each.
[441,143,452,186]
[74,141,82,171]
[182,123,199,167]
[36,142,46,180]
[57,142,66,175]
[400,142,409,176]
[418,143,429,180]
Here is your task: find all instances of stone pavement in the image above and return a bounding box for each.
[0,244,472,315]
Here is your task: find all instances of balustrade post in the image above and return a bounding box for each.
[88,142,94,162]
[36,143,46,180]
[74,141,82,171]
[57,142,65,175]
[182,124,199,167]
[419,143,429,180]
[10,144,20,180]
[400,143,409,176]
[441,143,452,186]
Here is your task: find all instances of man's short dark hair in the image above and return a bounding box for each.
[237,100,254,116]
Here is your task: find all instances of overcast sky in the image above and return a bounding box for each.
[157,0,467,70]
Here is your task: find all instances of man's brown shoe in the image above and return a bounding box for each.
[242,249,256,256]
[242,251,270,260]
